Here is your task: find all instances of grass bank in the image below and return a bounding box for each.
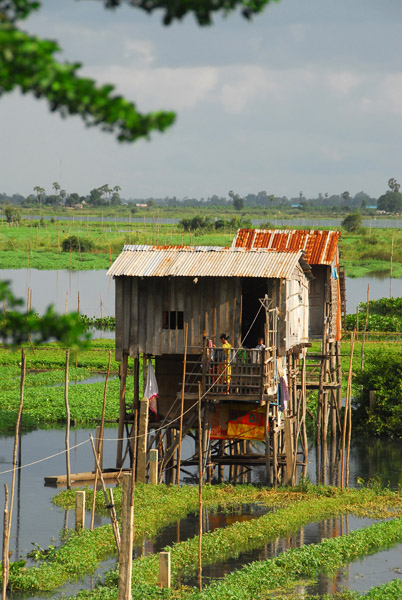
[0,219,401,277]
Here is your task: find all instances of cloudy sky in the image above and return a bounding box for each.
[1,0,401,200]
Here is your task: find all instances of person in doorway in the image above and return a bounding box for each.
[252,337,265,364]
[256,337,265,350]
[219,333,232,392]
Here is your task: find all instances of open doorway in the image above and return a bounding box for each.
[241,278,268,348]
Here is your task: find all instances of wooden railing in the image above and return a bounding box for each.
[181,347,276,400]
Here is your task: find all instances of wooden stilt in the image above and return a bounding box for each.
[90,351,111,530]
[265,400,271,484]
[149,449,158,484]
[118,473,134,600]
[176,323,188,485]
[341,332,355,488]
[198,383,203,591]
[137,397,149,484]
[116,353,128,469]
[75,491,85,530]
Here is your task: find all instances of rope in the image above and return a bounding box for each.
[0,301,267,476]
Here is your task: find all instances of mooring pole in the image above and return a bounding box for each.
[2,484,9,600]
[90,350,111,530]
[198,382,203,591]
[64,349,71,489]
[118,473,134,600]
[89,434,121,552]
[176,323,188,486]
[341,331,355,488]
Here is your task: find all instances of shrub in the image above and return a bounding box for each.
[61,235,94,252]
[352,347,402,437]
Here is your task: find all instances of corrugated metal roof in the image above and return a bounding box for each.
[232,229,340,265]
[107,245,309,279]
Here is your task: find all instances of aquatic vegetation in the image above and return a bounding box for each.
[193,517,402,600]
[6,484,402,593]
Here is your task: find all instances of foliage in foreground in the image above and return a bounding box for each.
[352,347,402,438]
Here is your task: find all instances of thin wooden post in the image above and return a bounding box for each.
[137,397,149,483]
[197,382,203,591]
[4,350,26,596]
[75,490,86,530]
[77,291,80,313]
[361,285,370,372]
[65,349,71,489]
[2,484,9,600]
[116,353,128,469]
[158,552,171,588]
[176,323,188,485]
[341,332,355,488]
[265,401,272,485]
[284,415,294,485]
[149,449,158,484]
[8,349,26,539]
[390,236,394,298]
[118,473,134,600]
[90,351,111,530]
[89,434,121,552]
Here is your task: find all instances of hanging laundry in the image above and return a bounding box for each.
[145,358,159,418]
[279,376,289,412]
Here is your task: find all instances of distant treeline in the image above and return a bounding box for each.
[0,189,377,210]
[2,178,402,213]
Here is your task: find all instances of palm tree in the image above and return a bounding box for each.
[33,186,45,212]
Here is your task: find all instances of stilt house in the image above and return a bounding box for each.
[107,243,323,485]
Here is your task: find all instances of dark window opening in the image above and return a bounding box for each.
[162,310,184,330]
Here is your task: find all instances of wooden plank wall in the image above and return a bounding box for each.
[115,276,242,357]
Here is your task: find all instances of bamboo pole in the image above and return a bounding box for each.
[3,350,26,596]
[345,341,355,488]
[176,323,188,486]
[197,382,203,592]
[2,484,9,600]
[390,236,394,298]
[8,349,26,538]
[89,434,121,552]
[118,473,134,600]
[361,285,369,372]
[341,332,355,488]
[116,353,128,468]
[90,351,111,530]
[64,349,71,489]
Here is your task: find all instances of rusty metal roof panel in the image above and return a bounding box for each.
[232,229,340,265]
[107,245,306,279]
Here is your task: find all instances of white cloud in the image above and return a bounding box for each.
[85,65,219,110]
[219,66,280,113]
[382,74,402,115]
[326,71,362,96]
[122,40,155,67]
